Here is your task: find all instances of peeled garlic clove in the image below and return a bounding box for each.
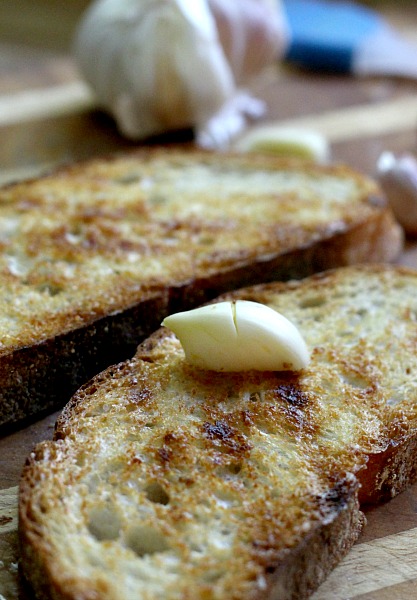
[377,151,417,235]
[234,125,329,163]
[162,300,309,372]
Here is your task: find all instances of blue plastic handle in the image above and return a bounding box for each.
[283,0,383,73]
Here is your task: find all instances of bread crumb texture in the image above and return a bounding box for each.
[0,149,396,354]
[19,266,417,600]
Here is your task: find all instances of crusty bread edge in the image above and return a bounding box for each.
[263,484,365,600]
[0,291,170,432]
[358,433,417,504]
[19,441,79,600]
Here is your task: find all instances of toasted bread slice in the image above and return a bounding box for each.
[0,149,403,429]
[19,265,417,600]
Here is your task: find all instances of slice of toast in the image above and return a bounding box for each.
[0,148,403,429]
[19,265,417,600]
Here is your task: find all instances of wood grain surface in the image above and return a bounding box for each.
[1,2,417,599]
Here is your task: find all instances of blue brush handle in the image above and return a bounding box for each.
[283,0,383,73]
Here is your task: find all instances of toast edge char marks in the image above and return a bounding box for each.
[18,265,417,600]
[0,149,404,430]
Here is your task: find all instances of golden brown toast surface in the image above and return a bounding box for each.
[0,149,403,428]
[19,265,417,600]
[0,149,399,352]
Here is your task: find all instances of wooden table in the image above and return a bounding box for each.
[1,2,417,599]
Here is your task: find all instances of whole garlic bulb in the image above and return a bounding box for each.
[73,0,287,149]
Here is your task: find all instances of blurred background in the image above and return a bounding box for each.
[0,1,412,52]
[0,0,90,51]
[1,0,417,184]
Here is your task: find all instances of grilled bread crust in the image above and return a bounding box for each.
[19,265,417,600]
[0,149,403,429]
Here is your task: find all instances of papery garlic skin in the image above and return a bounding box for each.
[73,0,288,149]
[377,151,417,235]
[209,0,287,85]
[162,301,309,372]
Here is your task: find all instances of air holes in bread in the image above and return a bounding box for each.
[84,401,110,416]
[387,396,401,407]
[190,542,204,554]
[407,309,417,322]
[199,236,215,246]
[226,462,242,475]
[213,489,238,507]
[202,570,224,583]
[145,482,170,505]
[393,279,407,290]
[340,372,370,390]
[299,295,326,309]
[87,506,121,541]
[36,283,64,296]
[5,255,22,276]
[258,424,276,436]
[114,173,141,185]
[76,453,87,468]
[216,463,242,481]
[126,525,170,557]
[149,194,167,206]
